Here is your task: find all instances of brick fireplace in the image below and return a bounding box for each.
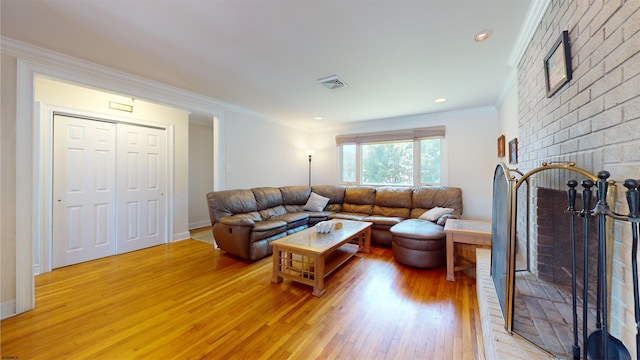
[493,0,639,358]
[511,184,600,358]
[490,163,606,359]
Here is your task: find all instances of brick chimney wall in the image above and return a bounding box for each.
[516,0,639,355]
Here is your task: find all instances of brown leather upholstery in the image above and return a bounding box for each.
[206,185,463,263]
[390,219,446,268]
[390,187,463,268]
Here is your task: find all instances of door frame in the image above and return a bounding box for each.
[39,105,173,274]
[12,48,225,316]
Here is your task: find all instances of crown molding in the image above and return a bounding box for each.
[328,106,498,134]
[507,0,551,68]
[0,37,293,127]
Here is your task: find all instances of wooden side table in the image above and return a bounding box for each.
[444,219,491,282]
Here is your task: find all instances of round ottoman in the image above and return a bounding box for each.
[390,219,446,268]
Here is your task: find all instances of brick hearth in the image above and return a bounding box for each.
[476,248,553,360]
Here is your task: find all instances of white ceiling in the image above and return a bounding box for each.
[1,0,535,128]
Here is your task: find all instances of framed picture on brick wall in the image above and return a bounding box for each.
[544,30,572,97]
[509,138,518,164]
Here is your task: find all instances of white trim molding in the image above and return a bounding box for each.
[1,299,17,320]
[4,37,231,316]
[507,0,551,68]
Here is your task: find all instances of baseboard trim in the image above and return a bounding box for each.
[173,231,191,242]
[189,220,211,230]
[1,299,17,320]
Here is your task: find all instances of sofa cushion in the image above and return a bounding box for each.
[253,187,283,209]
[271,212,310,230]
[342,186,376,214]
[260,205,287,220]
[207,189,258,224]
[410,186,463,219]
[305,211,334,225]
[329,212,369,221]
[219,212,261,225]
[311,185,346,212]
[280,186,311,205]
[251,220,287,242]
[281,186,311,213]
[372,186,412,218]
[419,206,454,221]
[303,192,330,211]
[252,187,288,220]
[390,219,445,240]
[363,215,404,227]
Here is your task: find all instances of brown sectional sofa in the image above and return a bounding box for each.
[206,185,463,268]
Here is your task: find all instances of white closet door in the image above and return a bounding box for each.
[116,123,167,253]
[52,115,117,268]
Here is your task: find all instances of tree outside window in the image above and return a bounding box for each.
[339,137,442,185]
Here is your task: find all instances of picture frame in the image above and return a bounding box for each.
[509,138,518,164]
[497,135,505,157]
[544,30,572,98]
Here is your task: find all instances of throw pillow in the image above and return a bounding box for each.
[419,206,454,221]
[303,192,330,212]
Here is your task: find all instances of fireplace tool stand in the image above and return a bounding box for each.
[568,171,634,360]
[567,179,585,359]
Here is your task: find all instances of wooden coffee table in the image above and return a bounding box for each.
[444,219,491,282]
[270,219,371,297]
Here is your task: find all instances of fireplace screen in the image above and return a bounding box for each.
[491,162,607,359]
[491,163,516,327]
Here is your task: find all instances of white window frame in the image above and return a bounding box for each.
[336,127,448,186]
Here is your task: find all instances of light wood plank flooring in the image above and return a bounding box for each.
[1,239,482,359]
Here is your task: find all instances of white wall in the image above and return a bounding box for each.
[312,108,499,221]
[224,111,311,189]
[1,53,18,308]
[497,79,519,164]
[188,121,213,229]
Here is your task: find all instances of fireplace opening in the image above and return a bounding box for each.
[511,187,600,358]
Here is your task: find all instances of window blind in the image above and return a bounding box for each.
[335,126,445,145]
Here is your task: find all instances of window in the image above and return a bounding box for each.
[362,141,413,185]
[336,127,445,186]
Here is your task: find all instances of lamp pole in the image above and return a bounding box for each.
[308,154,312,186]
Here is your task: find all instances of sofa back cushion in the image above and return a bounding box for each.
[342,186,376,214]
[311,185,346,212]
[280,186,311,212]
[206,189,258,224]
[252,187,286,220]
[372,186,412,218]
[410,186,463,218]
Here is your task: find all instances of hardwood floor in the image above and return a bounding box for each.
[1,239,482,359]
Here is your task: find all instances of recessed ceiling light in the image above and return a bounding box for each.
[314,116,323,120]
[435,98,447,103]
[475,30,491,41]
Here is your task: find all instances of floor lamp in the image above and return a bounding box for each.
[306,149,315,186]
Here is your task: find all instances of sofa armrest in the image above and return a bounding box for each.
[219,216,255,227]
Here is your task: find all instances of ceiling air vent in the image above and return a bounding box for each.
[317,75,348,90]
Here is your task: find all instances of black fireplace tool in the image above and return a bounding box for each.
[623,179,640,360]
[586,171,630,360]
[582,179,594,360]
[568,179,581,360]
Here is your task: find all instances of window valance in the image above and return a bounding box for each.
[335,126,445,145]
